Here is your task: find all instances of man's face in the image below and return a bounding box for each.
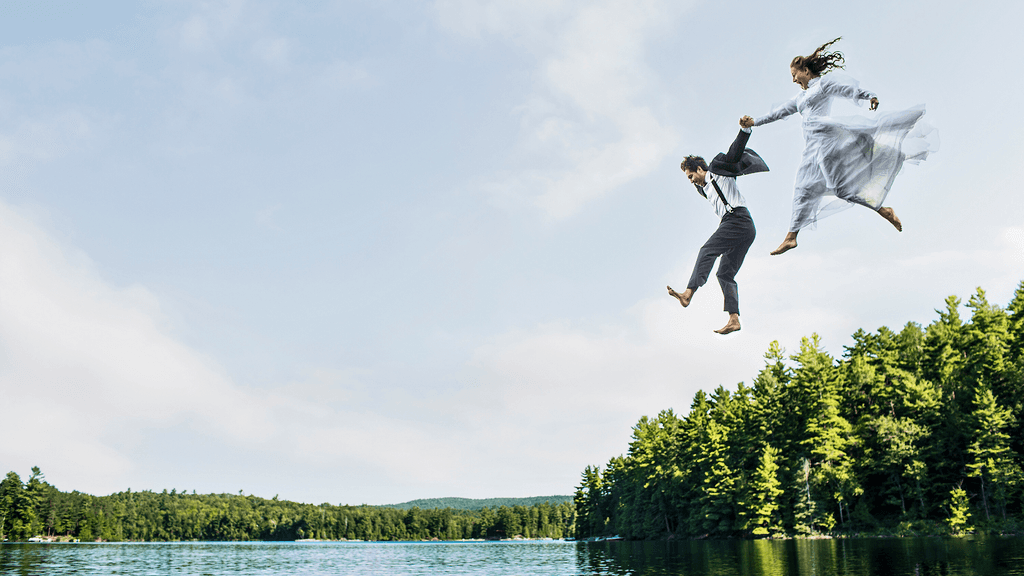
[683,168,707,187]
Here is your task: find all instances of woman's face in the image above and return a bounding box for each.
[791,65,813,89]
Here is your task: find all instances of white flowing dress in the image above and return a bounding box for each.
[753,74,935,231]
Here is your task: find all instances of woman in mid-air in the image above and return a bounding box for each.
[741,37,934,255]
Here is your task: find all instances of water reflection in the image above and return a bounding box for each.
[1,537,1022,575]
[577,536,1024,576]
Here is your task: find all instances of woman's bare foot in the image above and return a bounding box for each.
[877,207,902,231]
[667,286,693,307]
[770,232,799,255]
[714,314,741,334]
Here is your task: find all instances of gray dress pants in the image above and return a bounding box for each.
[686,207,755,315]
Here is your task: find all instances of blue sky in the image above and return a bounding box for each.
[1,0,1022,505]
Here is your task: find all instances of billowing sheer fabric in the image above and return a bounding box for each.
[754,74,936,231]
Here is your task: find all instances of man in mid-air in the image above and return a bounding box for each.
[668,116,767,334]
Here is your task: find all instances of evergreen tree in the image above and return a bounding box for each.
[622,410,685,538]
[895,321,926,376]
[870,415,928,517]
[923,295,966,392]
[0,472,20,541]
[573,465,604,538]
[1008,281,1024,361]
[963,289,1012,399]
[599,456,628,537]
[693,416,736,536]
[790,458,817,535]
[966,385,1021,523]
[680,390,712,536]
[923,295,974,504]
[1005,281,1024,467]
[945,484,972,536]
[804,390,858,527]
[740,445,784,537]
[790,335,858,528]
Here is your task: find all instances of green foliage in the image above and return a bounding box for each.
[966,384,1021,523]
[863,413,929,519]
[790,458,817,535]
[573,465,606,538]
[384,496,571,511]
[0,473,574,542]
[741,445,784,537]
[573,282,1024,539]
[945,485,972,536]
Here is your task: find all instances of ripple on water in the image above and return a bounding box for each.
[1,536,1023,576]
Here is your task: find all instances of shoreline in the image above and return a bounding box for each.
[10,533,1024,545]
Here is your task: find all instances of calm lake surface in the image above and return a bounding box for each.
[2,537,1023,575]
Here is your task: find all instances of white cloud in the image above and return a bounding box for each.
[0,202,458,495]
[0,193,769,497]
[0,202,271,483]
[437,0,687,219]
[458,296,772,479]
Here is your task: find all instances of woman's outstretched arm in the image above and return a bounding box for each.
[823,74,879,109]
[750,97,798,127]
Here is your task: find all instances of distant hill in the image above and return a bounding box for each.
[382,496,572,511]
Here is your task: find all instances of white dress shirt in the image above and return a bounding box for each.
[703,151,748,219]
[700,126,751,218]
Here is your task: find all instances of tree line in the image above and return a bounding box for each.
[386,496,572,511]
[575,283,1024,540]
[0,471,573,542]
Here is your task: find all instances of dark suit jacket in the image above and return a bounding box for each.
[708,129,769,177]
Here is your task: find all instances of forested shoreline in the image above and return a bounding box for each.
[575,283,1024,540]
[386,496,572,511]
[0,473,573,542]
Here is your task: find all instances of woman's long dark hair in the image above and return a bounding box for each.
[791,37,845,76]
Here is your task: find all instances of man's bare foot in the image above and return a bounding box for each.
[878,207,902,231]
[667,286,693,307]
[714,314,741,334]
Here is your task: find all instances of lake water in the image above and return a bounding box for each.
[2,537,1023,575]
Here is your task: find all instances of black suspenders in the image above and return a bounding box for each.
[697,176,734,214]
[710,179,734,213]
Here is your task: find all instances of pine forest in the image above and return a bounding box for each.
[574,282,1024,540]
[0,474,573,542]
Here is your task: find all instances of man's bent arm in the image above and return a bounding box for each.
[722,128,752,165]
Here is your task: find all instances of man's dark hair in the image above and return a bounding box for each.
[681,155,707,172]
